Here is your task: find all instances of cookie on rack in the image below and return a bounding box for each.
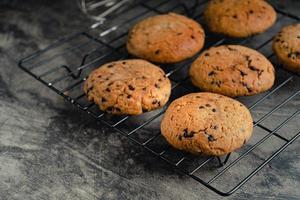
[161,92,253,156]
[84,59,171,115]
[204,0,276,38]
[127,13,205,63]
[189,45,275,97]
[272,23,300,73]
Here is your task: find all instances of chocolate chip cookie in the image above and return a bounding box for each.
[127,13,205,63]
[189,45,275,97]
[204,0,276,38]
[161,92,253,156]
[84,59,171,115]
[273,23,300,73]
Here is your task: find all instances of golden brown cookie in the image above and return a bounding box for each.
[161,92,253,156]
[273,24,300,73]
[126,13,205,63]
[83,59,171,115]
[204,0,276,38]
[189,45,275,97]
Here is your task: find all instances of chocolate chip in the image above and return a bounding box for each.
[183,128,188,136]
[212,108,216,112]
[127,94,132,99]
[214,66,223,71]
[226,46,236,51]
[233,15,237,19]
[142,108,148,112]
[97,75,102,78]
[211,80,222,87]
[240,70,247,76]
[196,96,201,98]
[158,78,162,82]
[275,38,280,42]
[297,36,300,39]
[208,135,215,141]
[142,76,146,79]
[199,106,205,109]
[243,140,247,144]
[204,53,210,56]
[155,83,160,89]
[249,10,253,14]
[177,32,182,35]
[246,87,253,93]
[245,55,251,62]
[178,135,182,141]
[183,129,194,138]
[105,88,111,92]
[152,99,158,105]
[208,71,217,76]
[249,66,259,71]
[216,51,220,55]
[108,82,113,86]
[107,64,114,68]
[122,62,126,64]
[241,82,247,87]
[155,50,160,55]
[213,125,218,130]
[105,77,109,80]
[205,104,211,107]
[101,97,107,102]
[142,87,146,91]
[128,85,135,90]
[191,35,195,39]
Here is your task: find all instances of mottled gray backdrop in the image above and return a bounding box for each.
[0,0,299,199]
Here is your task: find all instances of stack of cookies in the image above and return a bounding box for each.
[83,0,299,157]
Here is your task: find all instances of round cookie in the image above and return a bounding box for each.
[272,24,300,73]
[204,0,276,38]
[189,45,275,97]
[83,59,171,115]
[161,93,253,156]
[126,13,205,63]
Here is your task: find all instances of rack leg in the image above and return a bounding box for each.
[216,153,231,167]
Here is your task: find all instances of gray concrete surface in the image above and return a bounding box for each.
[0,0,299,199]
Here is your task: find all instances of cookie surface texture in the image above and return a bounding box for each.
[127,13,205,63]
[204,0,276,37]
[189,45,275,97]
[84,59,171,115]
[273,23,300,73]
[161,92,253,156]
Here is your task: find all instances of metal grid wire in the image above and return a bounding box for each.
[18,0,300,196]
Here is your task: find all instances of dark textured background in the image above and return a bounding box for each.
[0,0,300,199]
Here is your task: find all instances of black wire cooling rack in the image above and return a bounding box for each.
[18,0,300,196]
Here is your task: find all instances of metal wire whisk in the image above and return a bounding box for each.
[78,0,131,28]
